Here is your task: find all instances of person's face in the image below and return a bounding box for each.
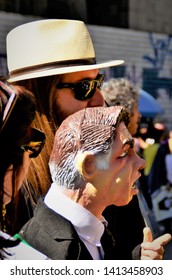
[53,69,105,125]
[129,103,141,136]
[94,122,145,208]
[3,152,31,205]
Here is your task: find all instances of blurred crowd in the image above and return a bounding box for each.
[136,120,172,234]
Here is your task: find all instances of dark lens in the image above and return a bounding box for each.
[22,140,45,158]
[29,129,45,158]
[21,128,45,158]
[28,143,43,158]
[74,81,96,101]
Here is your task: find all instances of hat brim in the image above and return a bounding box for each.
[8,60,124,83]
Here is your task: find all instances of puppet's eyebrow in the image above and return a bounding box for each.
[122,138,134,149]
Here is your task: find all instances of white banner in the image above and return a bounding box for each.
[0,260,171,280]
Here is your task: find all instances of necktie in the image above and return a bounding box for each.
[97,246,103,260]
[100,227,117,259]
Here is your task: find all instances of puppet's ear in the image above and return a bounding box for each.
[75,152,97,179]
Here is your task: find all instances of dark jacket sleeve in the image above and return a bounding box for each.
[132,244,141,260]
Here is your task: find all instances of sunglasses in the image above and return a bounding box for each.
[0,82,45,158]
[21,127,46,158]
[56,74,105,101]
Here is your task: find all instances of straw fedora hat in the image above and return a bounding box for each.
[7,19,124,82]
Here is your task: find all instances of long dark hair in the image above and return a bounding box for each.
[0,83,36,258]
[11,76,58,198]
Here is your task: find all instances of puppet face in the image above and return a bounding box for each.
[49,107,145,212]
[90,122,145,207]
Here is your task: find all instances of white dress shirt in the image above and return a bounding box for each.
[44,182,105,259]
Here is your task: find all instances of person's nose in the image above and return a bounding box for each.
[87,88,105,107]
[136,153,146,171]
[132,150,146,171]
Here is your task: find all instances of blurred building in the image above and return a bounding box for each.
[1,0,172,33]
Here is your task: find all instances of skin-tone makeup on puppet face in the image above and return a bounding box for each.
[80,122,146,218]
[53,70,105,125]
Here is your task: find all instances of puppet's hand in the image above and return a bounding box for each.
[140,227,171,260]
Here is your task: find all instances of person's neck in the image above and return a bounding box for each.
[63,184,103,220]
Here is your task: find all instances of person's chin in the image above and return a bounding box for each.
[125,188,138,205]
[117,197,133,206]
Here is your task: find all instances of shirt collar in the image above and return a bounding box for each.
[44,182,105,246]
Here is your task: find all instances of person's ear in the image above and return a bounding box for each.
[75,152,97,179]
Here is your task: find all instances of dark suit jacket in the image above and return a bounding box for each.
[19,198,93,260]
[19,198,141,260]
